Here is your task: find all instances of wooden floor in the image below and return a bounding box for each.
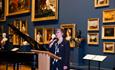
[0,64,32,70]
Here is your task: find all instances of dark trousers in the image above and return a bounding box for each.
[50,61,63,70]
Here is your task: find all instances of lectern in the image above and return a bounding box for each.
[31,50,61,70]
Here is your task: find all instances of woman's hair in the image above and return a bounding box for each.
[66,28,72,36]
[55,28,66,38]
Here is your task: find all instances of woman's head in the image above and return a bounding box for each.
[66,28,72,36]
[55,28,64,39]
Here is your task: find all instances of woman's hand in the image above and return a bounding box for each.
[63,66,68,70]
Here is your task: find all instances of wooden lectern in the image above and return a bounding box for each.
[31,50,61,70]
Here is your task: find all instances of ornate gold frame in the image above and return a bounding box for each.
[103,42,115,53]
[6,0,30,16]
[44,28,55,44]
[94,0,109,7]
[0,0,6,21]
[35,27,44,44]
[32,0,58,21]
[103,9,115,23]
[87,33,99,45]
[88,18,99,31]
[102,25,115,39]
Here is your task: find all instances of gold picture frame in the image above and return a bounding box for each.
[60,24,76,48]
[60,24,76,38]
[6,0,30,16]
[88,18,99,31]
[35,27,44,44]
[32,0,58,21]
[0,0,6,21]
[9,19,28,45]
[103,9,115,23]
[20,19,28,34]
[87,33,99,45]
[13,34,20,45]
[94,0,109,7]
[44,28,55,44]
[102,25,115,39]
[103,42,115,53]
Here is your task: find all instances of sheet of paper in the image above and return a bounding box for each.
[92,55,107,61]
[83,54,96,60]
[11,48,19,51]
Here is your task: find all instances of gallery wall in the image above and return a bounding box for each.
[58,0,115,69]
[0,0,115,69]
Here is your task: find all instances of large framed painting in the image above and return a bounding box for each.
[103,9,115,23]
[103,42,115,53]
[60,24,76,48]
[35,27,44,44]
[94,0,109,7]
[102,25,115,39]
[6,0,30,16]
[0,0,6,21]
[88,18,99,31]
[87,33,99,45]
[44,28,55,44]
[32,0,58,21]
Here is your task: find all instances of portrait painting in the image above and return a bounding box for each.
[102,25,115,39]
[13,34,20,45]
[44,28,55,44]
[20,19,28,34]
[87,33,99,45]
[35,28,44,44]
[6,0,30,16]
[88,18,99,31]
[13,19,21,29]
[60,24,76,39]
[103,9,115,23]
[61,24,76,48]
[103,42,115,53]
[0,0,6,21]
[32,0,58,21]
[94,0,109,7]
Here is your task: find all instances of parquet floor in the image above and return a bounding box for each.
[0,64,32,70]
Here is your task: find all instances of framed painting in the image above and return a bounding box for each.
[103,9,115,23]
[6,0,30,16]
[60,24,76,48]
[103,42,115,53]
[32,0,58,21]
[0,0,6,21]
[60,24,76,39]
[88,18,99,31]
[94,0,109,7]
[35,27,44,44]
[13,34,20,45]
[20,19,28,34]
[44,28,55,44]
[0,25,3,35]
[102,25,115,39]
[87,33,99,45]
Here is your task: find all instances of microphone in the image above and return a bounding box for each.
[49,37,58,48]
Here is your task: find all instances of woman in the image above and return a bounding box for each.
[65,28,72,41]
[49,29,70,70]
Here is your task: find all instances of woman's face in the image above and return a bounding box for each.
[56,29,63,39]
